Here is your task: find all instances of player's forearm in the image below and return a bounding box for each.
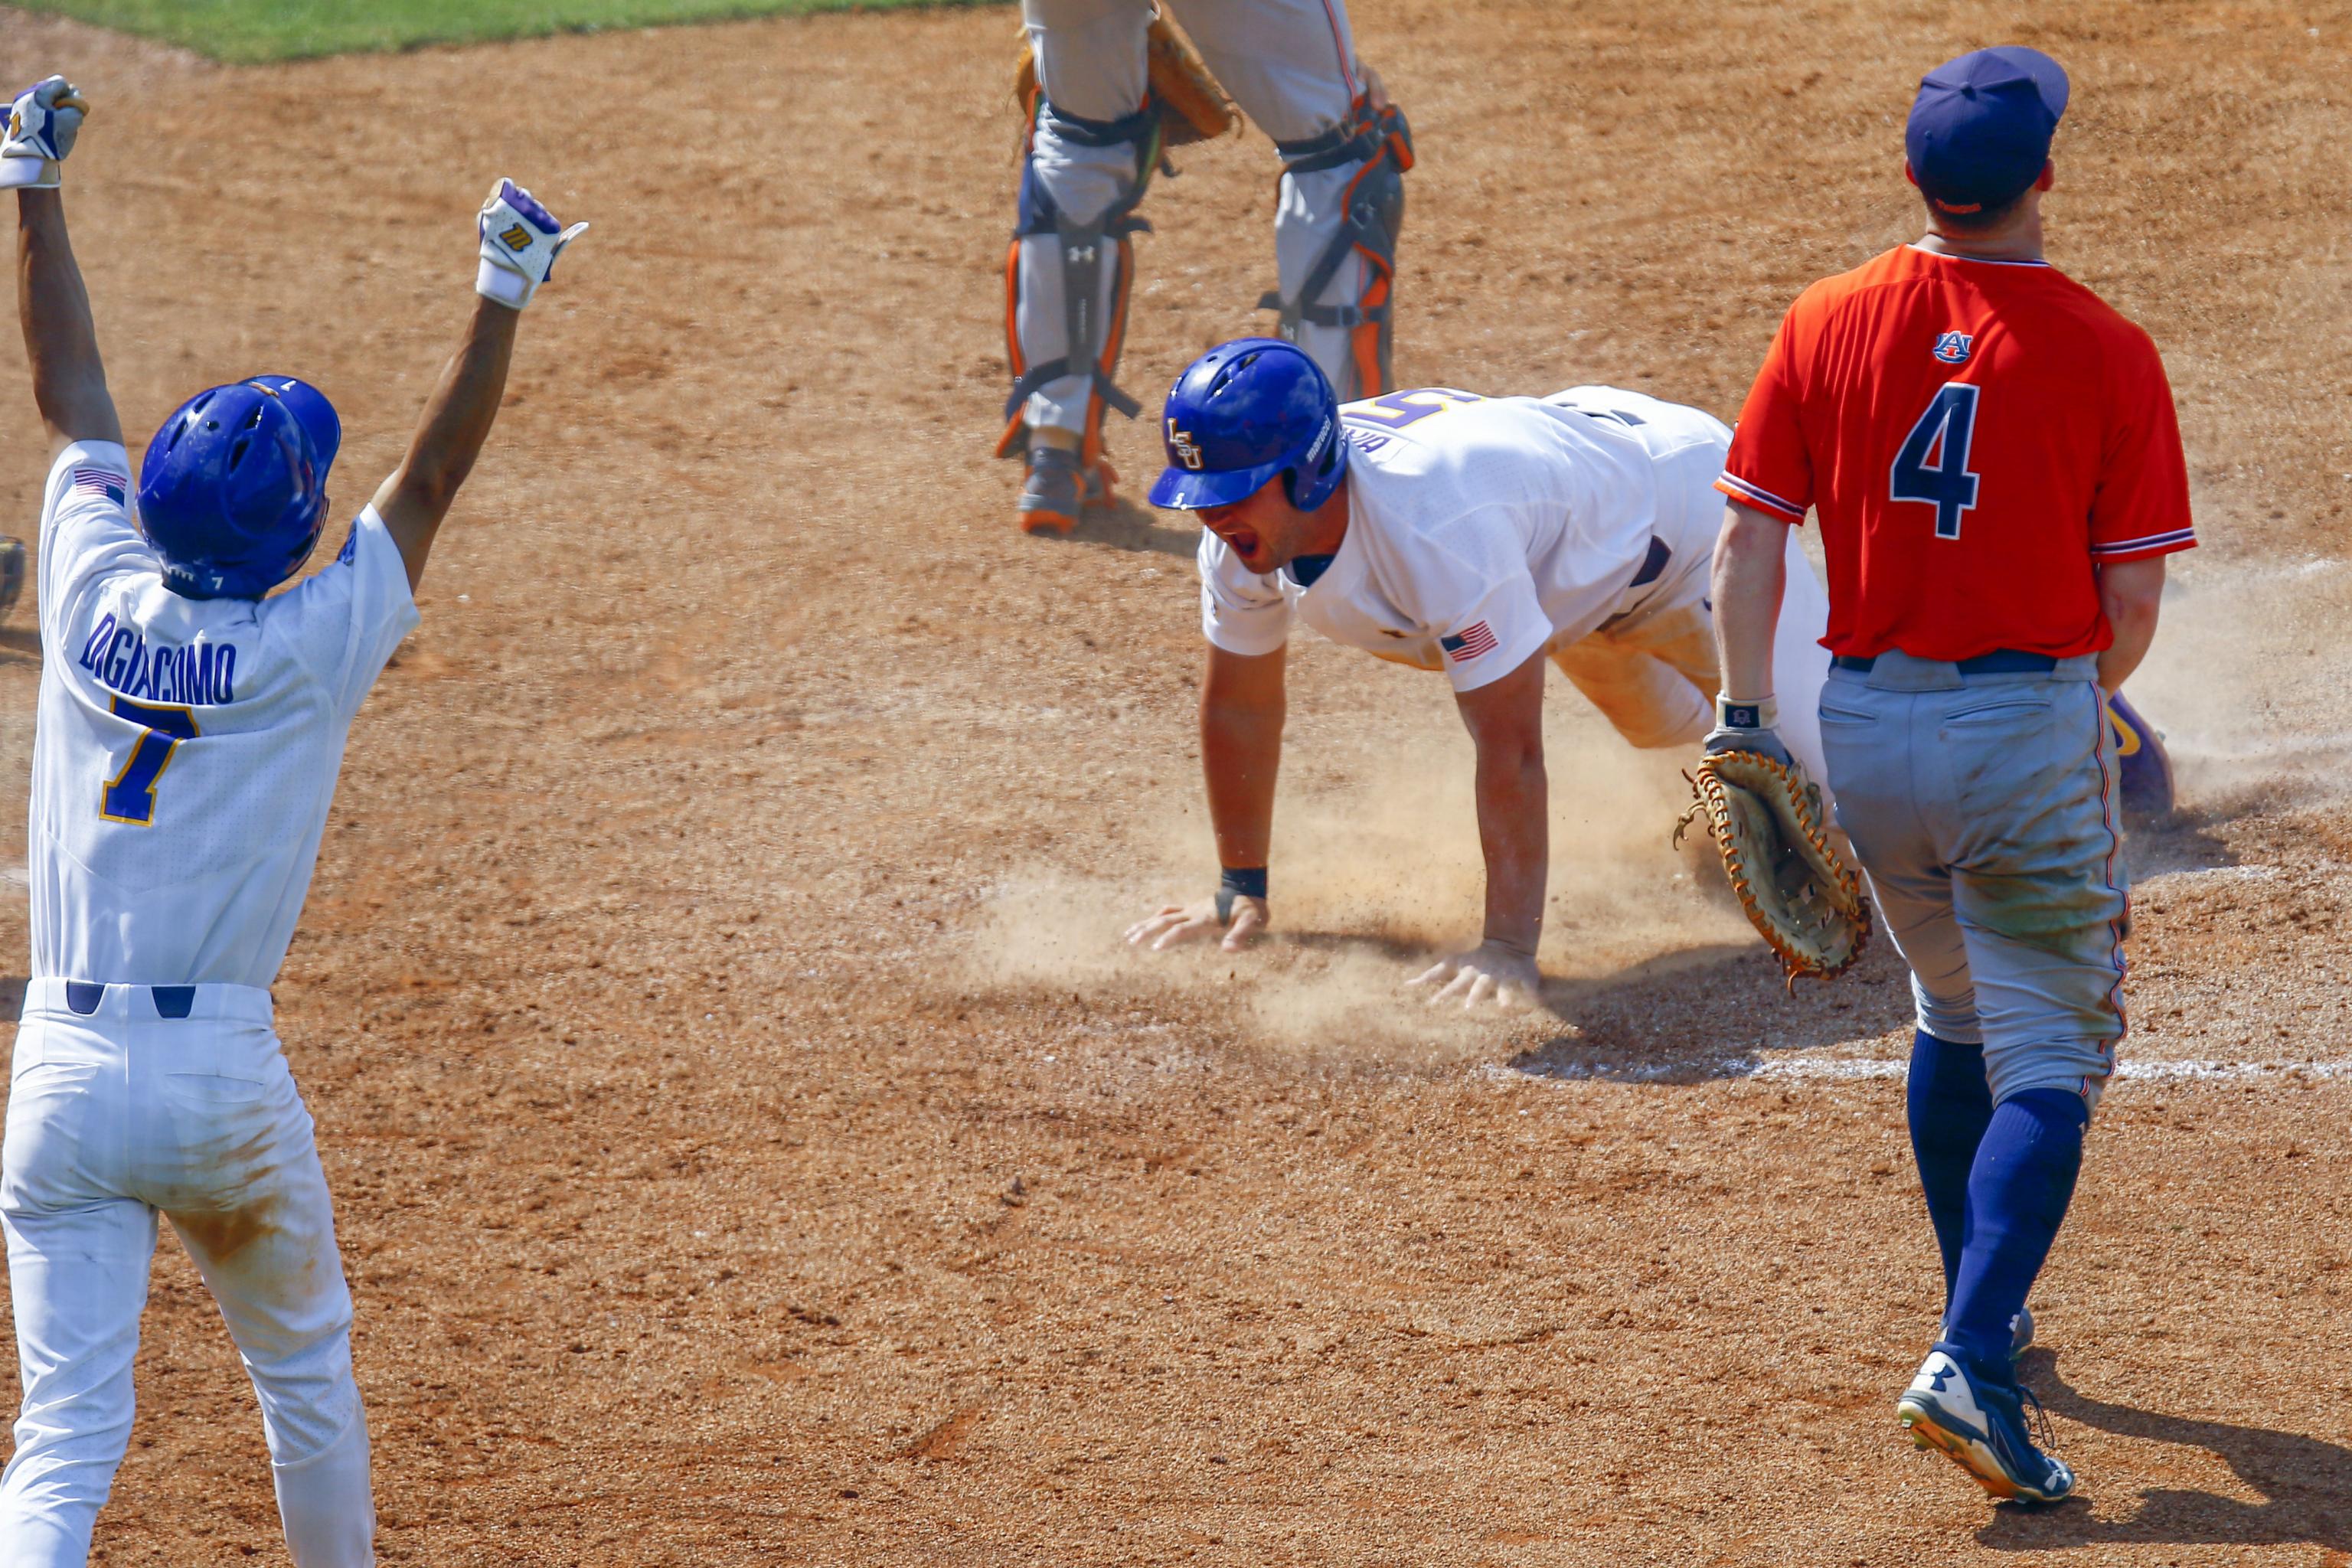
[387,296,519,515]
[1198,646,1285,871]
[1713,503,1789,699]
[15,188,120,449]
[372,296,520,586]
[1200,697,1282,870]
[1473,737,1547,954]
[2094,557,2165,693]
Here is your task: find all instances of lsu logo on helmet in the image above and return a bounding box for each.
[1932,331,1974,364]
[1167,420,1204,471]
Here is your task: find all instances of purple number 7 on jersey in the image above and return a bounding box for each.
[100,696,199,825]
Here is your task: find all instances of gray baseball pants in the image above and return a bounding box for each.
[1818,653,2128,1111]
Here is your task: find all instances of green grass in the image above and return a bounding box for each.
[13,0,995,64]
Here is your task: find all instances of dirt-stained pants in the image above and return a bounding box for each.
[1541,389,1833,787]
[1819,655,2128,1110]
[0,982,372,1567]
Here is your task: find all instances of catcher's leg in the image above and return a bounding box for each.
[0,537,24,622]
[1180,0,1408,399]
[1001,0,1156,530]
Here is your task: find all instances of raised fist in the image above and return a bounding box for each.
[1,77,88,190]
[475,178,589,309]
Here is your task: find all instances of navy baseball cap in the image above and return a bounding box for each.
[1906,46,2069,214]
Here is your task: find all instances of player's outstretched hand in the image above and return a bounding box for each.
[476,178,588,309]
[2,77,87,191]
[1409,940,1540,1012]
[1124,893,1267,954]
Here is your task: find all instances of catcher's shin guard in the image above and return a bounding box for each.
[1259,97,1413,400]
[997,98,1159,489]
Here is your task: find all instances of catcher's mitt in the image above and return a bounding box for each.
[1014,15,1239,149]
[1674,750,1870,988]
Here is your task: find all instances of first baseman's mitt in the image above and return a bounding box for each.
[1674,750,1870,988]
[1014,16,1238,148]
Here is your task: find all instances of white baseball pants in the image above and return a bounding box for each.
[0,982,371,1566]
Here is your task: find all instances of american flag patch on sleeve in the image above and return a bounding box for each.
[1439,621,1500,663]
[71,468,128,505]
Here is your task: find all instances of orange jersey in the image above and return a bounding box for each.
[1717,244,2194,662]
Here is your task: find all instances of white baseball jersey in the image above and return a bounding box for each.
[1199,387,1698,691]
[29,440,417,987]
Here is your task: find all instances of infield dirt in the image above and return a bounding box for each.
[4,2,2352,1563]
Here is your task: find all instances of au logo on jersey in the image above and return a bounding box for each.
[1167,420,1204,471]
[1932,331,1974,364]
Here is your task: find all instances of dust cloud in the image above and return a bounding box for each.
[2125,552,2352,814]
[959,671,1756,1054]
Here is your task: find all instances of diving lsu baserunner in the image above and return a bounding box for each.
[998,0,1412,533]
[1121,338,1836,1008]
[1,77,583,1565]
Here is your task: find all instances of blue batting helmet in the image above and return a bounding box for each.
[136,375,340,600]
[1148,338,1344,514]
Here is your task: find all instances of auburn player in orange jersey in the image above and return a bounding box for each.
[1707,47,2194,1505]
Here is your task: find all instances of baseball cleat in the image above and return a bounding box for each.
[1083,454,1119,510]
[1017,445,1083,534]
[1017,446,1119,534]
[1897,1341,2074,1504]
[2105,691,2174,819]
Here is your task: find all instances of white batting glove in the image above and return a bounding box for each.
[1,77,87,190]
[475,178,588,309]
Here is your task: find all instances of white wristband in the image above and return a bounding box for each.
[1717,694,1779,730]
[475,258,533,309]
[0,158,58,191]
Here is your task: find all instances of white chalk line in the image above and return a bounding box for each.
[1483,1057,2352,1087]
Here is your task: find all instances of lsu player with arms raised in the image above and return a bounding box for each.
[1123,338,1837,1008]
[2,75,583,1564]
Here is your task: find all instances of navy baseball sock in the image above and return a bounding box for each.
[1946,1088,2089,1374]
[1906,1030,1994,1305]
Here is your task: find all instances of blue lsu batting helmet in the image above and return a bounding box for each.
[1148,338,1344,514]
[137,376,340,600]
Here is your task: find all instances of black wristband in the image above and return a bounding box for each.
[1215,866,1268,923]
